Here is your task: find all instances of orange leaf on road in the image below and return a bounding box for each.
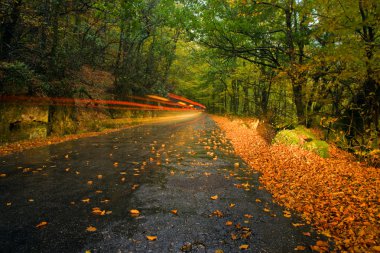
[86,226,97,232]
[146,236,157,241]
[36,221,47,228]
[239,244,249,250]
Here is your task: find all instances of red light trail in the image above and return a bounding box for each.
[0,94,206,112]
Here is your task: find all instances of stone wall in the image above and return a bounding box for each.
[0,104,49,143]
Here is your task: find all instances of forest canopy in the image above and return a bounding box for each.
[0,0,379,156]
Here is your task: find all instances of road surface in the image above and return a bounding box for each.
[0,113,325,252]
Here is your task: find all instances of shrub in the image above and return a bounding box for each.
[273,126,330,158]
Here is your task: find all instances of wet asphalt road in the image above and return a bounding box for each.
[0,113,324,252]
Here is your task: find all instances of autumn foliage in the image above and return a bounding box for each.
[213,116,380,252]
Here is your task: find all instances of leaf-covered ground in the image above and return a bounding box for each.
[212,116,380,253]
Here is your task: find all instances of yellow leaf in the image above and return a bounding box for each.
[283,211,291,218]
[239,244,249,250]
[322,230,331,237]
[146,236,157,241]
[294,245,306,251]
[170,210,178,215]
[263,208,270,212]
[81,198,90,203]
[87,181,93,185]
[0,173,7,177]
[229,203,236,208]
[86,226,97,232]
[211,195,218,200]
[292,223,304,227]
[244,214,253,219]
[372,246,380,252]
[215,250,224,253]
[36,221,48,228]
[225,221,233,226]
[97,175,103,179]
[255,198,261,203]
[234,163,240,168]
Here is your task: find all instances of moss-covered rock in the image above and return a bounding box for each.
[273,126,330,158]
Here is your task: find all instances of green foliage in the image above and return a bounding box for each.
[0,61,35,95]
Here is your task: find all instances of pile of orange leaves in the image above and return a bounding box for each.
[213,116,379,253]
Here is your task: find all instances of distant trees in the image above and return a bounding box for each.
[175,0,379,152]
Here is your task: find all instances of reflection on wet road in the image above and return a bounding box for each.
[0,113,322,252]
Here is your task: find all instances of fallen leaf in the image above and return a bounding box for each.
[316,240,328,247]
[87,181,93,185]
[210,210,223,217]
[303,232,311,236]
[130,209,140,216]
[0,174,7,177]
[225,221,233,226]
[146,235,157,241]
[239,244,249,250]
[294,245,306,251]
[229,203,236,208]
[372,246,380,252]
[263,208,270,212]
[6,202,11,206]
[81,198,90,203]
[234,163,240,168]
[231,233,238,240]
[36,221,48,228]
[210,195,218,200]
[97,175,103,179]
[283,210,291,218]
[215,250,224,253]
[255,198,261,203]
[170,210,178,215]
[292,223,305,227]
[244,214,253,219]
[132,184,139,190]
[86,226,97,232]
[92,207,105,216]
